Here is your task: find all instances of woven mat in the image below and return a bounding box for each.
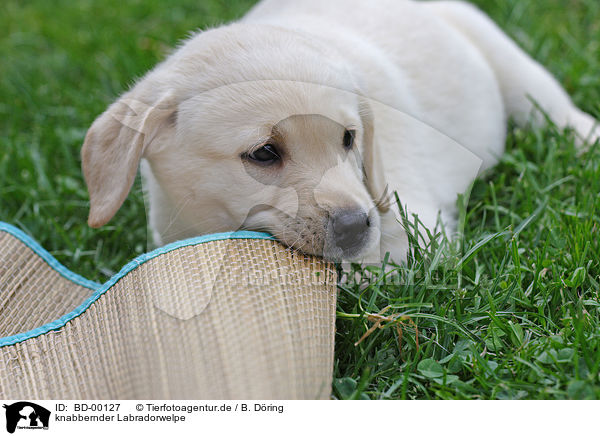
[0,225,337,399]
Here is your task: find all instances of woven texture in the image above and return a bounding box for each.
[0,232,94,337]
[0,230,337,399]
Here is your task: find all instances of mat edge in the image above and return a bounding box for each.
[0,222,273,347]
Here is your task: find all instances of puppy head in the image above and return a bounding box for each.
[82,24,388,261]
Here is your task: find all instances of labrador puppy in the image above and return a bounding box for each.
[82,0,599,262]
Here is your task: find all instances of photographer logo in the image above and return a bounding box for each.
[2,402,50,433]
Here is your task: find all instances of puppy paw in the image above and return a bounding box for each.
[570,109,600,150]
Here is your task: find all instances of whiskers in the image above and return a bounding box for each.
[277,215,324,255]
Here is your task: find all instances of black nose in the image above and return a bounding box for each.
[331,208,370,254]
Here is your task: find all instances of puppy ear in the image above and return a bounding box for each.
[81,90,176,228]
[359,98,390,213]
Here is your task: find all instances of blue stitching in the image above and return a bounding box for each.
[0,222,273,347]
[0,222,101,291]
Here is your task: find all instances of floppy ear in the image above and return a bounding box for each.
[359,98,390,213]
[81,91,176,228]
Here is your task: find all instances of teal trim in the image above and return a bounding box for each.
[0,222,101,291]
[0,222,273,347]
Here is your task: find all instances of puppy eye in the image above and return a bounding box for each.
[247,144,280,164]
[343,129,355,149]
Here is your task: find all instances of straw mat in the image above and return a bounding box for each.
[0,225,337,399]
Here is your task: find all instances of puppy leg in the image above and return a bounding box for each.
[429,1,599,146]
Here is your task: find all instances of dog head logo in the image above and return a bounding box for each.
[2,402,50,434]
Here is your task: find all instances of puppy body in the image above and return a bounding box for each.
[82,0,599,261]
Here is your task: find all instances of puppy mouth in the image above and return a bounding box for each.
[240,204,379,261]
[267,209,379,262]
[275,214,327,257]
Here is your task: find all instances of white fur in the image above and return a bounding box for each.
[82,0,599,262]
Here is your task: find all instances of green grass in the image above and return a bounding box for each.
[1,0,599,399]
